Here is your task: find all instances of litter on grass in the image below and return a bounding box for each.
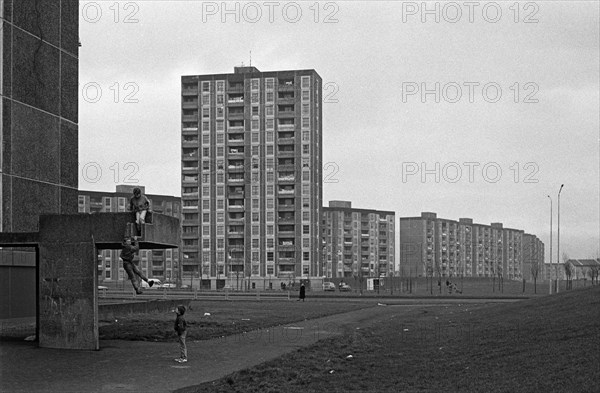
[204,313,211,316]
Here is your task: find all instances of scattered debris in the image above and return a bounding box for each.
[329,370,335,374]
[377,303,387,306]
[403,328,409,332]
[439,347,444,350]
[24,335,36,341]
[241,318,250,321]
[204,312,211,316]
[346,355,353,359]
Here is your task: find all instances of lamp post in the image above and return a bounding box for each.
[547,195,553,294]
[557,184,564,293]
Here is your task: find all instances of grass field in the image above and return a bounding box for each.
[176,286,600,393]
[98,299,372,342]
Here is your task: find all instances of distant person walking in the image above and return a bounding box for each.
[129,187,150,233]
[298,283,306,302]
[120,236,153,294]
[174,305,188,363]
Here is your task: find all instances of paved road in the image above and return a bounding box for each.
[0,298,524,393]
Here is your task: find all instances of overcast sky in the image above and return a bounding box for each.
[78,1,599,260]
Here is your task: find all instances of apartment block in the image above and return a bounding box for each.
[323,201,395,279]
[400,212,544,280]
[181,67,323,284]
[78,185,181,283]
[522,233,545,281]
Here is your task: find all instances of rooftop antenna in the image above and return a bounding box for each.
[249,50,252,66]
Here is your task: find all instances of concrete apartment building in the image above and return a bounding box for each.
[1,1,79,319]
[181,67,323,287]
[322,201,395,279]
[400,212,544,280]
[78,185,181,284]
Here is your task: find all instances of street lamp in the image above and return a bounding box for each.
[557,184,564,293]
[547,195,553,294]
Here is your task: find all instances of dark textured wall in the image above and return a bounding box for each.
[1,0,79,232]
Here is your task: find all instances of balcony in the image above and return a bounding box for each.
[277,175,295,183]
[277,136,295,145]
[182,114,198,123]
[277,148,295,157]
[228,148,244,158]
[227,203,244,210]
[277,109,296,118]
[278,257,296,265]
[229,258,245,265]
[182,101,198,109]
[278,188,295,195]
[227,176,245,183]
[227,137,245,146]
[182,88,198,96]
[277,204,295,212]
[182,165,199,173]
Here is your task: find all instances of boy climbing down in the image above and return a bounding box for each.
[120,236,154,294]
[174,305,188,363]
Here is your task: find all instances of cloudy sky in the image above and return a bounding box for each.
[78,1,599,260]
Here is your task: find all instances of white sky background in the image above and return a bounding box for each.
[78,1,600,260]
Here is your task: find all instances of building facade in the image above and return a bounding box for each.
[181,67,323,284]
[400,212,544,280]
[78,185,181,284]
[1,1,79,319]
[522,233,545,281]
[323,201,395,279]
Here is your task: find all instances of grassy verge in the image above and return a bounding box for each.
[178,286,600,393]
[99,299,372,342]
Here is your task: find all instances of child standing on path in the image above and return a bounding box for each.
[174,305,188,363]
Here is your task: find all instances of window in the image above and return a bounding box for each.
[267,238,274,248]
[217,107,224,118]
[202,81,210,92]
[217,146,224,157]
[252,132,259,143]
[302,130,310,141]
[217,212,224,222]
[202,186,210,197]
[266,158,274,170]
[251,146,259,156]
[252,199,259,209]
[302,198,309,208]
[252,239,259,248]
[203,239,210,249]
[216,173,224,183]
[302,117,309,128]
[202,121,210,132]
[216,226,224,236]
[216,80,224,92]
[266,145,274,155]
[303,238,309,248]
[251,78,260,90]
[217,238,224,249]
[302,145,309,155]
[265,105,274,116]
[302,171,310,181]
[251,119,259,130]
[202,107,210,118]
[251,92,259,104]
[266,198,274,209]
[266,172,274,183]
[267,212,274,222]
[216,120,224,131]
[252,225,259,236]
[216,133,224,144]
[266,118,274,129]
[251,185,259,196]
[216,199,224,210]
[203,213,210,223]
[216,186,224,196]
[252,212,259,222]
[302,103,309,115]
[202,94,209,105]
[203,147,210,157]
[267,225,274,235]
[202,200,210,210]
[251,106,259,116]
[265,78,274,90]
[301,76,310,89]
[303,211,310,221]
[303,225,310,234]
[303,252,310,261]
[266,92,274,103]
[217,95,224,105]
[266,131,274,142]
[266,185,274,196]
[302,90,309,101]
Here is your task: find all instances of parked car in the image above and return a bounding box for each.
[323,282,336,292]
[97,285,109,291]
[142,278,162,288]
[338,283,352,292]
[160,283,177,289]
